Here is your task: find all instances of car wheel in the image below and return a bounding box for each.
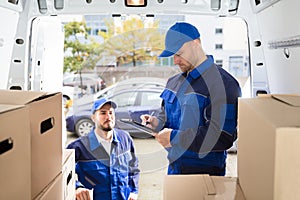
[75,118,94,137]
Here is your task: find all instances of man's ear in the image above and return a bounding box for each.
[91,114,95,122]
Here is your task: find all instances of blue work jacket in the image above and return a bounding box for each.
[66,128,140,200]
[158,55,241,175]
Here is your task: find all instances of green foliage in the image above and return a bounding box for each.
[97,16,164,67]
[63,16,165,72]
[63,21,101,72]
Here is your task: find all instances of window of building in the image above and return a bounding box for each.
[215,59,223,67]
[229,56,245,77]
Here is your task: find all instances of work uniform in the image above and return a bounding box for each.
[67,128,139,200]
[159,55,241,175]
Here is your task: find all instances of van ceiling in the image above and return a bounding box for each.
[3,0,239,16]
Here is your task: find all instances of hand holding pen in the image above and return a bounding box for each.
[141,112,172,147]
[140,111,158,129]
[145,111,155,125]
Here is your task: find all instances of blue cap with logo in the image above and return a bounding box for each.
[159,22,200,57]
[91,97,117,114]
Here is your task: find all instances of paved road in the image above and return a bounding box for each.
[67,133,237,200]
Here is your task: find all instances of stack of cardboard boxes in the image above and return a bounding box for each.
[0,90,75,200]
[163,94,300,200]
[238,94,300,200]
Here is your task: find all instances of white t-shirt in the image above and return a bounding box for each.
[95,133,112,155]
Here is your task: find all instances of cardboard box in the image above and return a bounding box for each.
[274,128,300,200]
[33,173,63,200]
[164,174,245,200]
[238,95,300,200]
[63,149,76,200]
[0,104,31,200]
[0,89,63,198]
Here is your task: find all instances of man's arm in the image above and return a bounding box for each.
[128,140,140,200]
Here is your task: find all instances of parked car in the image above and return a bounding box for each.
[63,73,106,93]
[94,77,166,100]
[66,80,164,138]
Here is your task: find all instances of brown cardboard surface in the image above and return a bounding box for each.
[272,94,300,106]
[0,105,31,200]
[163,174,245,200]
[274,128,300,200]
[63,149,76,200]
[0,90,63,198]
[33,173,63,200]
[238,95,300,200]
[0,89,49,105]
[29,92,63,198]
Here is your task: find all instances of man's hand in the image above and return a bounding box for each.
[76,187,92,200]
[155,128,172,148]
[140,114,159,129]
[128,192,138,200]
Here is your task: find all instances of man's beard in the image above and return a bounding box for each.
[99,121,113,132]
[102,126,112,132]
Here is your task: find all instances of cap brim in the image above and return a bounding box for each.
[93,100,117,113]
[159,50,175,57]
[98,100,117,110]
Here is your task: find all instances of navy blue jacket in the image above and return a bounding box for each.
[67,128,140,200]
[158,55,241,175]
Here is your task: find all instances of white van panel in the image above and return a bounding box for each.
[0,7,19,89]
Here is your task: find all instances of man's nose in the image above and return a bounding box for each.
[174,55,180,64]
[107,113,114,120]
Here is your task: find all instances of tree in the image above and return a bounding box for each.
[63,21,101,72]
[63,16,165,71]
[98,16,164,67]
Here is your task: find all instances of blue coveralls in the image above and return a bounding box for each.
[158,55,241,175]
[67,128,140,200]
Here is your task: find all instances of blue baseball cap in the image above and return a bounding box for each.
[91,97,117,114]
[159,22,200,57]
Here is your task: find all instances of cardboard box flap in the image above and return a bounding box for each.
[204,176,245,200]
[0,104,24,114]
[272,95,300,107]
[164,174,210,199]
[164,175,245,200]
[239,95,300,127]
[0,89,58,105]
[203,174,217,195]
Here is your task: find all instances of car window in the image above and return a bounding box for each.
[74,76,88,82]
[82,77,92,81]
[140,91,162,107]
[110,91,137,107]
[63,77,74,84]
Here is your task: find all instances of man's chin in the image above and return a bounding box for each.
[102,126,112,132]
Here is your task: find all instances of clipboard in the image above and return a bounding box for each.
[119,118,155,136]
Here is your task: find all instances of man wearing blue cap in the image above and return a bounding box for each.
[141,22,241,176]
[67,97,140,200]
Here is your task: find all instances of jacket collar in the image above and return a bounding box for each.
[185,55,214,80]
[88,129,120,151]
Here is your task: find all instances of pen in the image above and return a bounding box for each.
[146,111,155,125]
